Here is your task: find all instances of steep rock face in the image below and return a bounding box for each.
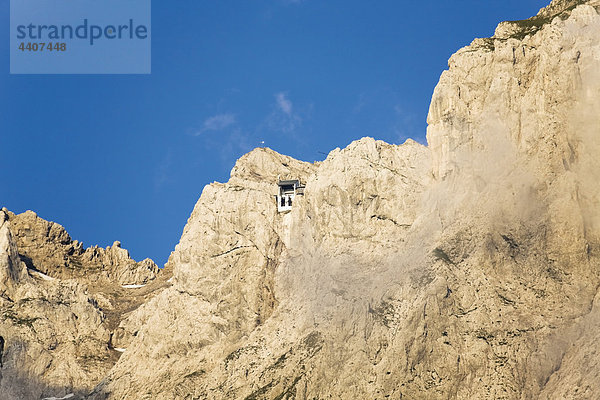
[0,211,27,292]
[417,1,600,397]
[0,209,111,399]
[428,1,599,181]
[90,148,319,398]
[302,138,431,259]
[90,2,600,399]
[90,137,433,399]
[0,279,112,400]
[0,210,169,400]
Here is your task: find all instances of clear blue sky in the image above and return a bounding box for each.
[1,0,549,266]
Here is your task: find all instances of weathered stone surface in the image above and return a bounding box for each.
[0,209,28,292]
[5,210,159,286]
[0,210,169,399]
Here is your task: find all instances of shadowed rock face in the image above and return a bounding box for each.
[3,0,600,399]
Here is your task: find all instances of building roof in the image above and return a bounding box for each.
[278,179,300,186]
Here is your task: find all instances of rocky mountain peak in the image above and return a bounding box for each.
[3,210,158,286]
[492,0,599,39]
[229,146,315,186]
[539,0,596,18]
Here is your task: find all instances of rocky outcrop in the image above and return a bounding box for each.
[87,137,432,399]
[5,210,158,286]
[0,209,169,399]
[0,210,28,292]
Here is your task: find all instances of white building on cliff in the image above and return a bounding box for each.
[276,179,304,212]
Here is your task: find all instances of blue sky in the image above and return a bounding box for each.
[1,0,549,266]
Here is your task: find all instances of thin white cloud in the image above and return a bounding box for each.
[394,104,406,115]
[275,92,293,116]
[218,128,253,163]
[265,92,303,134]
[391,104,420,144]
[194,113,236,135]
[154,150,173,191]
[199,126,255,171]
[353,92,368,113]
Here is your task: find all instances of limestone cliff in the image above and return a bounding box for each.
[0,209,169,399]
[5,210,159,286]
[2,0,600,399]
